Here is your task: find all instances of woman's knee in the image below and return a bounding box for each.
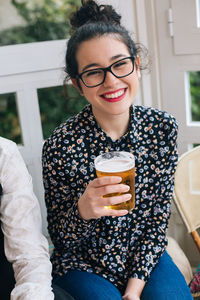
[141,289,192,300]
[141,252,193,300]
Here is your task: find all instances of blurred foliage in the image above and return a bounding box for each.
[0,0,82,45]
[190,71,200,122]
[38,85,87,139]
[0,93,22,144]
[0,0,88,143]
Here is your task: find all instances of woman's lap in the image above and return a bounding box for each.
[53,270,122,300]
[54,252,192,300]
[141,251,193,300]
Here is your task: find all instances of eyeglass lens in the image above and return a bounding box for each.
[81,57,134,87]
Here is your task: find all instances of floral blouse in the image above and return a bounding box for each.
[42,104,178,293]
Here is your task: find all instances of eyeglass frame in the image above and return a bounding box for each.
[76,56,135,88]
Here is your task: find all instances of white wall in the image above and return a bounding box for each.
[0,0,25,30]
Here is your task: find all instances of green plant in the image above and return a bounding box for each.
[190,71,200,122]
[38,85,87,140]
[0,0,81,45]
[0,93,22,144]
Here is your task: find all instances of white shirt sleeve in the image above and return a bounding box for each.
[0,138,54,300]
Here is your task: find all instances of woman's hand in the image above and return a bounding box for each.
[122,278,145,300]
[122,295,140,300]
[78,176,131,220]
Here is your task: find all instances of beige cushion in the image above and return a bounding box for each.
[167,236,193,284]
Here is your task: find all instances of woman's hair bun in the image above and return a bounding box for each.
[70,0,121,31]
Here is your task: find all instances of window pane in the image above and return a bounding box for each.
[189,71,200,122]
[38,85,87,140]
[196,0,200,27]
[0,1,81,46]
[0,92,23,144]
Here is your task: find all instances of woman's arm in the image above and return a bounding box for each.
[42,138,130,249]
[42,138,100,249]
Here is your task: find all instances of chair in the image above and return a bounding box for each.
[173,145,200,297]
[173,145,200,253]
[166,236,193,284]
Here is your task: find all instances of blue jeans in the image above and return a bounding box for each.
[53,251,192,300]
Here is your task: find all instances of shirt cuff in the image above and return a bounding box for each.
[70,201,99,237]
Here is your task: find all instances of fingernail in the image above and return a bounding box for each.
[123,185,130,191]
[125,193,132,200]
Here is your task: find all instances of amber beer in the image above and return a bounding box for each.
[94,151,135,211]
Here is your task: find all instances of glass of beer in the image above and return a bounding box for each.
[94,151,135,211]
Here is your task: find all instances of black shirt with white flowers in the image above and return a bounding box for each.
[42,104,178,293]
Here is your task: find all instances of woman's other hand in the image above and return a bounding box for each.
[122,277,145,300]
[122,295,140,300]
[78,176,130,220]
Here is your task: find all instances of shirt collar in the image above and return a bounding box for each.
[83,104,139,146]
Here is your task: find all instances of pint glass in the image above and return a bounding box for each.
[94,151,135,211]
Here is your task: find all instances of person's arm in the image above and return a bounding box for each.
[42,138,129,249]
[42,138,99,249]
[0,141,54,300]
[123,116,178,298]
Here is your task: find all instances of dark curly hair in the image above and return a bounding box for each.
[65,0,148,84]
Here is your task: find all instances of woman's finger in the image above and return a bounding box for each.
[96,183,130,197]
[102,193,132,207]
[91,176,122,187]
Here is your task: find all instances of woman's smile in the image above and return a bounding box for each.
[100,88,127,102]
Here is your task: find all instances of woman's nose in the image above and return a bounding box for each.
[103,70,119,87]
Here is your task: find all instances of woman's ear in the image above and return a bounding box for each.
[136,56,141,68]
[71,78,78,89]
[135,56,141,79]
[71,78,84,95]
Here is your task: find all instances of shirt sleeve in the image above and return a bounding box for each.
[131,116,178,282]
[0,143,54,300]
[42,138,98,250]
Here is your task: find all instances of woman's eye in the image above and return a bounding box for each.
[114,61,127,68]
[85,70,102,77]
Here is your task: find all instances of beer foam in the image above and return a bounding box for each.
[96,159,135,173]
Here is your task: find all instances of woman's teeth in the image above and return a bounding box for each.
[104,89,124,99]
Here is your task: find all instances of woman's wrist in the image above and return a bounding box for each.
[123,277,146,298]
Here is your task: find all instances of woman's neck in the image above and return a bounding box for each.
[92,108,130,141]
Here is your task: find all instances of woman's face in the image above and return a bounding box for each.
[73,35,140,120]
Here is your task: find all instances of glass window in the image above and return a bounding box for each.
[196,0,200,27]
[0,92,23,144]
[189,71,200,122]
[0,0,81,46]
[38,84,87,140]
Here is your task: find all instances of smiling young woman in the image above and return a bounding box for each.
[42,1,193,300]
[71,36,140,140]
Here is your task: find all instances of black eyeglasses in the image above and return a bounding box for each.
[76,56,135,88]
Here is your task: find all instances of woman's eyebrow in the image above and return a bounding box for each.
[111,54,127,61]
[82,63,100,72]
